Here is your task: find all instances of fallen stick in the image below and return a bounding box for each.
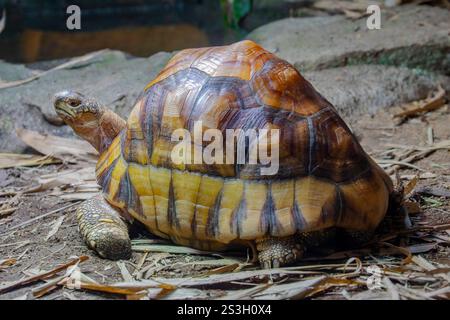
[63,281,157,296]
[393,86,446,118]
[32,274,67,298]
[0,183,53,197]
[384,140,450,152]
[385,149,436,175]
[377,159,424,172]
[0,50,108,90]
[0,202,80,237]
[0,256,88,294]
[0,207,17,217]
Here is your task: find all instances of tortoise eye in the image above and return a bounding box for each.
[68,100,79,107]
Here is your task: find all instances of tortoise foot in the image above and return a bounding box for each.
[341,229,374,247]
[77,196,131,260]
[256,236,304,269]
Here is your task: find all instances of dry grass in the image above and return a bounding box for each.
[0,90,449,300]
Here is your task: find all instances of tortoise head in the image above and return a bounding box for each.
[54,90,125,153]
[54,90,105,124]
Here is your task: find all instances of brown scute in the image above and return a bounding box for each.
[337,168,390,230]
[98,160,390,244]
[96,40,393,247]
[251,59,327,116]
[122,100,149,165]
[130,40,376,181]
[308,108,370,182]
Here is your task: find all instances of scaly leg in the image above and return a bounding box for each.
[255,236,304,268]
[77,195,131,260]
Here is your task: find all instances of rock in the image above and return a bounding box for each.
[247,5,450,74]
[0,48,448,153]
[0,60,35,82]
[303,65,450,122]
[0,50,174,153]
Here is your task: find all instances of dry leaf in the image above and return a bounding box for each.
[0,202,79,237]
[0,258,17,269]
[131,243,215,255]
[69,281,173,296]
[205,264,240,275]
[117,262,134,282]
[0,256,88,294]
[401,172,437,180]
[0,153,60,169]
[16,128,97,162]
[403,175,419,196]
[407,243,437,254]
[37,167,97,191]
[393,86,446,120]
[45,216,65,241]
[251,276,327,300]
[0,207,17,217]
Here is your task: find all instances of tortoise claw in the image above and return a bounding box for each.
[256,236,304,269]
[272,259,280,268]
[77,196,131,260]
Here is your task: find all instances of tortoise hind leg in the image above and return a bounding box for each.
[339,229,374,248]
[256,230,336,268]
[255,236,304,268]
[77,195,131,260]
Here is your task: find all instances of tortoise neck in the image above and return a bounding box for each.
[97,110,127,153]
[70,109,126,154]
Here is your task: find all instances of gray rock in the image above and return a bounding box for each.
[0,60,35,82]
[247,5,450,74]
[0,50,448,153]
[304,65,450,122]
[0,50,173,153]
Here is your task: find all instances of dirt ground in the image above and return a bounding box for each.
[0,101,449,300]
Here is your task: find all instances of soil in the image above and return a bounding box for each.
[0,103,449,300]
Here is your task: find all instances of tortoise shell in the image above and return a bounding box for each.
[95,40,393,250]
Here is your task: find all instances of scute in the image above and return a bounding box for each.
[309,108,370,182]
[96,40,393,247]
[251,59,327,116]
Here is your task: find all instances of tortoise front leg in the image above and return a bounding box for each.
[255,236,304,268]
[77,195,131,260]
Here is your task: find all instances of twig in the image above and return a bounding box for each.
[0,207,17,217]
[0,50,108,90]
[377,159,424,172]
[0,256,88,294]
[0,183,52,197]
[0,202,80,237]
[64,282,149,296]
[393,86,446,119]
[427,126,434,145]
[385,149,437,175]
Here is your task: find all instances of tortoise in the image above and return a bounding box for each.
[53,40,404,268]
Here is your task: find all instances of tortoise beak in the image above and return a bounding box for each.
[53,90,81,118]
[54,102,74,118]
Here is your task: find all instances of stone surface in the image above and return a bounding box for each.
[1,51,448,153]
[0,60,36,82]
[247,5,450,74]
[1,5,450,154]
[304,65,450,121]
[0,50,173,152]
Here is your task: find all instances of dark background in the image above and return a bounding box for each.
[0,0,311,63]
